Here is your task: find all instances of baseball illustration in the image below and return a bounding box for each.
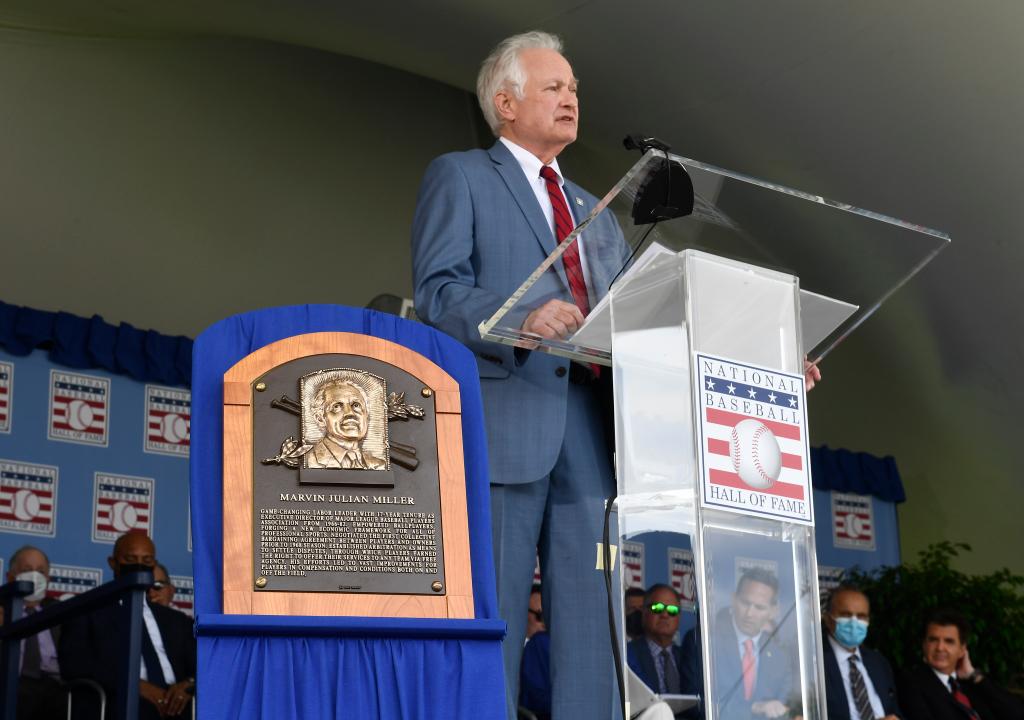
[13,489,40,521]
[730,419,782,490]
[67,399,94,430]
[110,500,139,532]
[162,413,188,444]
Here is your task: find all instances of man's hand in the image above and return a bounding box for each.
[140,680,169,717]
[803,358,821,391]
[162,680,194,716]
[956,647,976,680]
[522,300,584,340]
[882,715,901,720]
[751,699,789,718]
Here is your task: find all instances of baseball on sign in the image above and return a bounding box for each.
[729,419,782,490]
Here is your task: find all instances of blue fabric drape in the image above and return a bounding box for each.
[0,301,192,387]
[190,305,505,720]
[810,445,906,503]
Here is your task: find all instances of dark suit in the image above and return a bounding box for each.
[627,636,686,695]
[16,599,66,720]
[680,609,799,720]
[59,601,195,720]
[412,139,629,719]
[899,664,1024,720]
[822,635,902,719]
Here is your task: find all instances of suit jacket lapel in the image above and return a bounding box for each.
[488,142,569,288]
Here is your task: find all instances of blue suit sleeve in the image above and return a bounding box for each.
[411,154,517,369]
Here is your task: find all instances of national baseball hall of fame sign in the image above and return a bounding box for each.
[222,332,474,619]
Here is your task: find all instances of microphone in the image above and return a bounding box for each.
[623,135,672,154]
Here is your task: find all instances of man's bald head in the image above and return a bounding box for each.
[108,531,156,577]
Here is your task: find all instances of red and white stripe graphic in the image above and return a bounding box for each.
[92,472,154,543]
[622,541,645,589]
[171,575,195,616]
[0,460,58,537]
[0,362,12,433]
[145,385,190,456]
[49,370,110,446]
[668,548,695,608]
[831,492,875,550]
[703,407,806,501]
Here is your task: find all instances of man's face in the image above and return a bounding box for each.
[497,47,578,160]
[642,587,681,646]
[625,593,645,616]
[7,548,49,583]
[527,590,545,638]
[109,533,156,577]
[825,589,870,635]
[319,384,368,443]
[733,579,777,637]
[148,566,175,607]
[923,623,966,675]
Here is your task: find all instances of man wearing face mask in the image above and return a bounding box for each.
[822,585,902,720]
[4,545,66,720]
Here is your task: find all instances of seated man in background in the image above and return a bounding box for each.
[147,563,175,608]
[681,568,799,719]
[520,584,551,719]
[625,586,647,641]
[628,584,686,696]
[821,584,902,719]
[899,609,1024,720]
[60,531,196,720]
[4,545,66,720]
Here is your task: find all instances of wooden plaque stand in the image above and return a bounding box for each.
[221,331,473,619]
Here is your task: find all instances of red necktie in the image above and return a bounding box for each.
[742,638,756,700]
[539,165,590,315]
[949,677,980,719]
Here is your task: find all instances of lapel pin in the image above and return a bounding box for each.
[575,197,584,206]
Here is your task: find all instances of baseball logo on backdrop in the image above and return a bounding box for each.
[49,370,110,446]
[668,547,696,610]
[92,472,154,543]
[817,565,844,603]
[47,564,103,600]
[144,384,191,457]
[695,353,813,524]
[0,459,58,537]
[171,575,195,616]
[0,361,13,434]
[622,541,645,589]
[831,492,876,551]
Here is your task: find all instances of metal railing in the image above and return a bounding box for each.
[0,568,154,720]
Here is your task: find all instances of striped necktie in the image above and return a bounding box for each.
[949,676,980,720]
[539,165,590,315]
[848,655,874,720]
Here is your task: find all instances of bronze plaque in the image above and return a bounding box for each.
[252,353,444,595]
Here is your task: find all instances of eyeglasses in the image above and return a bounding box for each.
[649,602,680,616]
[528,609,543,621]
[151,581,168,590]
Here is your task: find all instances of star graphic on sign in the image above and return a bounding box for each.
[768,392,777,404]
[788,397,797,408]
[747,388,758,399]
[727,383,736,394]
[706,379,716,390]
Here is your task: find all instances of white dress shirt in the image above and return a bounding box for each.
[828,635,885,719]
[498,137,595,306]
[141,601,177,684]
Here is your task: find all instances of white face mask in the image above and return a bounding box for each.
[15,570,48,603]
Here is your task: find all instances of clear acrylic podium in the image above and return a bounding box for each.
[480,149,948,719]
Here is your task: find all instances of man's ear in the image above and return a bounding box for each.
[494,91,515,123]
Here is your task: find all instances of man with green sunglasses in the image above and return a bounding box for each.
[627,584,688,704]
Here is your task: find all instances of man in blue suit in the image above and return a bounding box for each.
[680,568,799,719]
[412,30,626,720]
[822,585,902,720]
[627,585,687,697]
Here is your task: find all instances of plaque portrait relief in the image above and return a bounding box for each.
[302,371,389,471]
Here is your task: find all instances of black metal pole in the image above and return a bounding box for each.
[0,580,33,720]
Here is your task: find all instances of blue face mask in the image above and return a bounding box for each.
[833,617,869,648]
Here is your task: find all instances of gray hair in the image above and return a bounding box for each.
[312,379,367,424]
[476,31,564,136]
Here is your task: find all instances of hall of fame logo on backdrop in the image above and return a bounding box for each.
[735,556,779,581]
[0,459,58,537]
[668,547,695,610]
[831,492,875,550]
[144,385,191,457]
[92,472,154,543]
[0,361,13,434]
[696,353,813,525]
[171,575,194,616]
[47,564,103,600]
[49,370,110,446]
[817,565,845,603]
[622,541,645,589]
